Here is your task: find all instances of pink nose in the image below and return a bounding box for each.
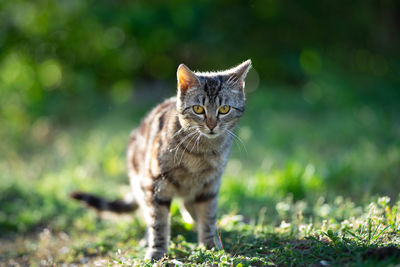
[206,119,217,130]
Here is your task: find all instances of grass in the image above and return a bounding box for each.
[1,74,400,265]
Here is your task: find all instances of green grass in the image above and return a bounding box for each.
[1,80,400,266]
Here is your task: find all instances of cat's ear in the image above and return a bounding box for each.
[177,64,200,94]
[226,59,252,90]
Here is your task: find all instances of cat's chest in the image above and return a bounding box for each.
[165,146,226,174]
[184,152,221,172]
[159,151,226,195]
[166,167,216,197]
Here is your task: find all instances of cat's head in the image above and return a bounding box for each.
[176,60,251,139]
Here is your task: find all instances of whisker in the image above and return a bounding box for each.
[226,130,243,157]
[227,129,248,157]
[174,130,197,162]
[190,131,201,153]
[171,127,185,139]
[171,124,195,140]
[227,130,242,156]
[178,131,198,164]
[174,132,195,161]
[196,132,202,152]
[172,127,196,149]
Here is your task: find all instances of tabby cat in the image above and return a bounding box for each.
[71,59,252,260]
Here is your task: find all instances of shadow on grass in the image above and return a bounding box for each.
[169,222,400,266]
[220,229,400,266]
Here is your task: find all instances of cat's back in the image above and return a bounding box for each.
[135,96,177,134]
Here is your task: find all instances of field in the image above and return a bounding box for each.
[1,69,400,266]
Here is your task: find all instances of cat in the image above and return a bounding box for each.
[71,59,252,261]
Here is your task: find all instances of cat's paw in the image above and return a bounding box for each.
[144,248,166,261]
[201,235,223,250]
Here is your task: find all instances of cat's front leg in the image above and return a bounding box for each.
[143,197,171,261]
[192,192,222,250]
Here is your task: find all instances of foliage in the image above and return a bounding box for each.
[1,0,399,137]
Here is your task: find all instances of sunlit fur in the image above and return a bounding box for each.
[177,60,250,139]
[72,60,252,261]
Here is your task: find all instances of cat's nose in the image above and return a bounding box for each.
[206,119,217,130]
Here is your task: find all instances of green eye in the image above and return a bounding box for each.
[219,105,230,114]
[193,105,205,114]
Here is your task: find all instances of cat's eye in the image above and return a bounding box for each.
[219,105,230,114]
[193,105,205,114]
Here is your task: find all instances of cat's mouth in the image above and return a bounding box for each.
[201,130,220,139]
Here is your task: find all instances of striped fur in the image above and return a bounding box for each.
[70,191,138,213]
[72,60,251,261]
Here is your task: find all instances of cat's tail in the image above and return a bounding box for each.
[70,191,138,213]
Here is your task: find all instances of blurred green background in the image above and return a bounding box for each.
[1,0,400,235]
